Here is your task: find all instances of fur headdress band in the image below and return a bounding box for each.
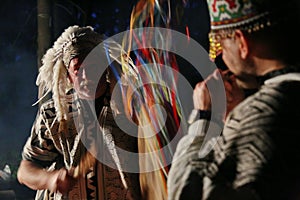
[35,25,104,122]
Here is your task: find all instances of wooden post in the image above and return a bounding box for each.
[37,0,52,103]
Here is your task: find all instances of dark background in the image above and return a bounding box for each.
[0,0,210,198]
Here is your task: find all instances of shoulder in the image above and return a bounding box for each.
[38,91,80,121]
[38,99,56,122]
[230,78,300,123]
[223,77,300,142]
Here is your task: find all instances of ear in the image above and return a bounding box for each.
[234,29,249,59]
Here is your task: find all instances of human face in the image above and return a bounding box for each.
[68,57,107,100]
[220,31,258,88]
[209,31,243,75]
[220,37,243,75]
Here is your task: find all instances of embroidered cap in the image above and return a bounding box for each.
[206,0,271,60]
[208,0,269,30]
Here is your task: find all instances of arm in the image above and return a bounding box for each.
[18,106,76,195]
[193,69,244,120]
[17,160,74,194]
[168,69,245,200]
[17,159,52,190]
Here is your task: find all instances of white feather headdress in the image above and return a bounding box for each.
[35,25,104,122]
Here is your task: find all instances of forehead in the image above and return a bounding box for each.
[68,56,104,73]
[67,54,87,68]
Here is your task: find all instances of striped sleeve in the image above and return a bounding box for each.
[167,119,222,200]
[22,102,60,167]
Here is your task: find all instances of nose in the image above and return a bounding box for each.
[81,64,99,80]
[79,66,96,85]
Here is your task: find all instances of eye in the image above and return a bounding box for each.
[68,64,80,76]
[68,57,84,76]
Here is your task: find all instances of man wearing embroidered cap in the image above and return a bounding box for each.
[168,0,300,199]
[17,25,141,199]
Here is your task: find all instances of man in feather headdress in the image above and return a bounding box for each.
[17,25,141,200]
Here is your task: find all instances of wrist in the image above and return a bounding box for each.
[188,109,211,124]
[188,109,224,126]
[46,169,61,192]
